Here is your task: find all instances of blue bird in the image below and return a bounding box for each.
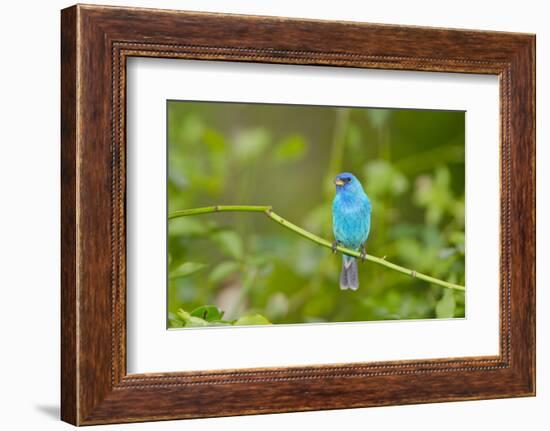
[332,172,372,290]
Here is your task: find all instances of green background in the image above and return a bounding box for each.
[167,101,465,328]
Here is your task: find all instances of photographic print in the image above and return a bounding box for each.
[61,6,536,422]
[167,101,466,328]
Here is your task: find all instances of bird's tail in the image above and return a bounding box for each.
[340,255,359,291]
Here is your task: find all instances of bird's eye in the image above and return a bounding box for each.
[344,177,352,183]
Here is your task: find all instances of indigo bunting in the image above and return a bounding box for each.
[332,172,372,290]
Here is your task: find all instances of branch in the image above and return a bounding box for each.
[168,205,465,292]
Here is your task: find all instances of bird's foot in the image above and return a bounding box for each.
[360,245,367,263]
[332,240,341,254]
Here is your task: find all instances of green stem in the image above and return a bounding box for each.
[168,205,272,218]
[169,205,465,292]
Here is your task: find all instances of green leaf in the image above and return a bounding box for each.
[209,261,241,283]
[190,305,225,322]
[168,312,184,328]
[213,230,244,260]
[169,262,207,279]
[234,314,271,326]
[176,309,209,327]
[435,289,456,318]
[185,317,210,327]
[274,134,307,163]
[177,308,270,327]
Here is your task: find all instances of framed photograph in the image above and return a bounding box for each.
[61,4,535,425]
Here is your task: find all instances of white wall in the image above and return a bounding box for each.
[0,0,546,429]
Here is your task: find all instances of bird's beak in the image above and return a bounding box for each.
[334,178,345,186]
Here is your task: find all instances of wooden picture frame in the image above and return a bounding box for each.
[61,4,535,425]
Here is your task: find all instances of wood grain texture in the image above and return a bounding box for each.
[60,5,78,425]
[60,4,536,425]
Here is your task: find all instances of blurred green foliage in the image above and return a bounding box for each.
[167,101,465,327]
[169,305,271,328]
